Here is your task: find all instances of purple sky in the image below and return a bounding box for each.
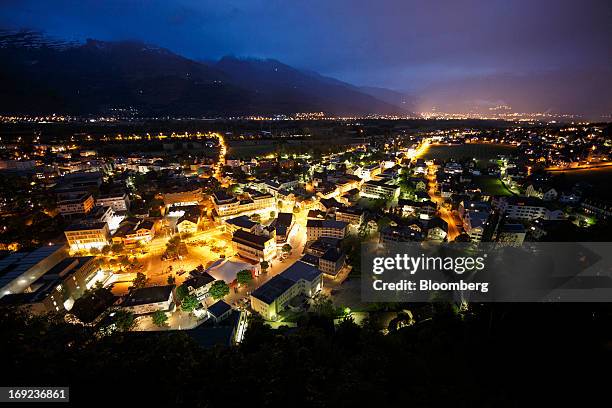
[1,0,610,115]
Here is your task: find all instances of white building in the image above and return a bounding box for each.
[120,285,175,315]
[96,192,130,212]
[360,179,400,199]
[251,261,322,321]
[496,196,565,221]
[232,229,277,262]
[306,220,348,241]
[64,222,111,251]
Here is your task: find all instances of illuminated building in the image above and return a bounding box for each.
[232,229,277,262]
[250,261,322,320]
[213,190,275,218]
[120,285,175,315]
[0,244,68,298]
[306,219,348,241]
[0,256,100,314]
[112,219,156,245]
[64,222,110,251]
[96,192,130,212]
[360,179,400,199]
[57,193,95,216]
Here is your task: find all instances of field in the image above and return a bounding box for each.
[553,166,612,186]
[473,175,513,196]
[227,142,277,158]
[423,143,516,163]
[549,167,612,200]
[227,136,367,159]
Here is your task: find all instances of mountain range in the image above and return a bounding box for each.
[0,30,411,117]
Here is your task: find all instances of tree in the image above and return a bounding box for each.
[237,269,253,286]
[70,287,114,324]
[250,213,261,223]
[260,261,270,273]
[311,293,337,319]
[282,243,292,254]
[130,272,148,290]
[167,275,175,285]
[119,256,131,269]
[163,235,187,259]
[176,284,189,301]
[228,184,240,194]
[270,210,276,219]
[167,235,182,247]
[180,294,200,312]
[111,242,124,253]
[376,216,392,232]
[165,235,181,255]
[209,280,229,300]
[152,310,168,327]
[0,300,608,407]
[113,310,135,332]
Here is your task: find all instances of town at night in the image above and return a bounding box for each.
[0,1,611,406]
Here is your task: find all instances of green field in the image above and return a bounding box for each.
[227,142,277,158]
[473,175,513,196]
[553,167,612,186]
[549,167,612,200]
[423,143,516,162]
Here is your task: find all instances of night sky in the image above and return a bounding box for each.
[1,0,611,116]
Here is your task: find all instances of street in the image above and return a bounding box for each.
[425,162,461,240]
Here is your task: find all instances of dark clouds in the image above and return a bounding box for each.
[1,0,610,115]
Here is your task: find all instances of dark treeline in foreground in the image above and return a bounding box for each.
[2,304,611,407]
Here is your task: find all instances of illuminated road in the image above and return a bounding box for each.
[425,168,460,241]
[545,161,612,171]
[406,139,430,160]
[212,132,228,186]
[223,217,308,307]
[409,138,461,241]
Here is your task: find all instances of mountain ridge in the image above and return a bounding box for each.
[0,30,409,117]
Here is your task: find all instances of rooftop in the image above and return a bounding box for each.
[208,299,231,318]
[276,212,293,227]
[122,285,174,307]
[232,229,273,250]
[65,222,107,232]
[226,215,257,230]
[307,219,348,230]
[213,190,236,204]
[363,179,396,187]
[251,274,294,304]
[0,244,66,288]
[281,260,322,283]
[321,248,344,263]
[183,272,215,289]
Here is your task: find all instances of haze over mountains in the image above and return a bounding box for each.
[0,30,610,119]
[0,30,408,117]
[415,70,612,119]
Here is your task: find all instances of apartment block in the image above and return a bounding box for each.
[232,229,277,262]
[250,261,322,320]
[306,219,348,241]
[64,222,111,251]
